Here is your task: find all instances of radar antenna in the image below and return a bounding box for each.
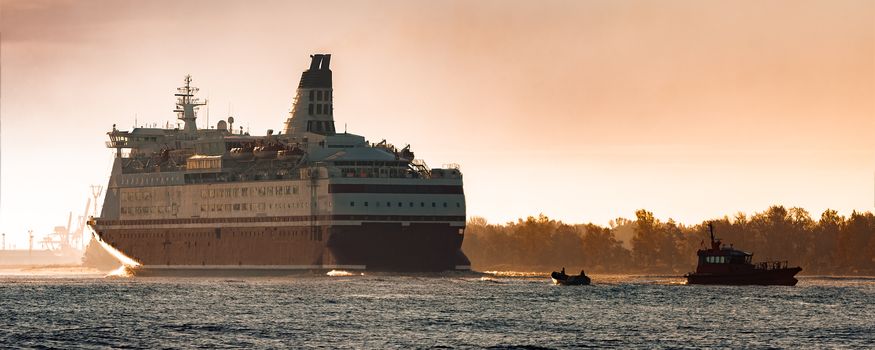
[173,75,207,134]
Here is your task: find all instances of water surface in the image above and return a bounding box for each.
[0,272,872,348]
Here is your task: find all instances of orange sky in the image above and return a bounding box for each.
[1,0,873,248]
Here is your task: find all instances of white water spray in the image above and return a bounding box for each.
[326,270,362,277]
[88,228,140,277]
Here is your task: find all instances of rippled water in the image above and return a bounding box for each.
[0,271,872,348]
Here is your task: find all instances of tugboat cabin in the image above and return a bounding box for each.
[696,242,754,274]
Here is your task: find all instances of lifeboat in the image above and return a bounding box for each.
[253,145,278,159]
[229,147,254,160]
[277,146,305,161]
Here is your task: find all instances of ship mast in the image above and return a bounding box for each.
[174,75,207,134]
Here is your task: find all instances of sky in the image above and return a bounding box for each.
[1,0,873,248]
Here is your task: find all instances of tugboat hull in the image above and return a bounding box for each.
[686,267,802,286]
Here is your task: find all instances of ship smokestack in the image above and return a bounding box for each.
[283,54,335,136]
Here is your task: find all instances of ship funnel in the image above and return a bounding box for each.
[283,54,335,136]
[309,55,322,70]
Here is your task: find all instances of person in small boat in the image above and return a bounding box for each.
[561,267,566,275]
[580,270,585,276]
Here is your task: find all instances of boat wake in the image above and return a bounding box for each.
[89,228,140,278]
[326,270,363,277]
[105,265,135,278]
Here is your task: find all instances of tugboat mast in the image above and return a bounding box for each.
[709,222,715,244]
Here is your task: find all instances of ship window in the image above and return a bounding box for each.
[398,202,403,207]
[308,104,314,115]
[350,201,355,207]
[409,202,414,207]
[456,203,461,208]
[309,90,315,101]
[317,104,323,114]
[317,90,323,101]
[364,202,369,207]
[420,202,425,207]
[387,202,391,207]
[443,202,447,208]
[432,202,436,207]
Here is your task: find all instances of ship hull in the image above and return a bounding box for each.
[685,267,802,286]
[92,222,469,275]
[328,223,469,271]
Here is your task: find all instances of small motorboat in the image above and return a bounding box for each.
[551,269,591,286]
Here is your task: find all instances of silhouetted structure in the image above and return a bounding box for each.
[462,206,875,275]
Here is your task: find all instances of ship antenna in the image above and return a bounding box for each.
[708,222,715,244]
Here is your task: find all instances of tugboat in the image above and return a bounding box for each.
[551,268,591,286]
[685,223,802,286]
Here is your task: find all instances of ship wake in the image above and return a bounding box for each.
[326,270,363,277]
[89,228,140,277]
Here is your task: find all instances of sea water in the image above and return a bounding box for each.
[0,272,872,348]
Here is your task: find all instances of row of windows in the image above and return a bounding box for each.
[306,120,335,134]
[120,175,179,187]
[125,185,304,203]
[309,89,332,102]
[308,103,332,115]
[200,186,300,199]
[199,202,322,213]
[705,256,730,264]
[350,201,461,209]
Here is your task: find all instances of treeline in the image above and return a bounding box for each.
[461,206,875,275]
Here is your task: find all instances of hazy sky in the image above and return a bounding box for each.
[1,0,873,247]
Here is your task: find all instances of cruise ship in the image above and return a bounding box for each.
[88,54,470,274]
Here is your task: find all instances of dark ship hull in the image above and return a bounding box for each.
[94,219,469,275]
[686,267,802,286]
